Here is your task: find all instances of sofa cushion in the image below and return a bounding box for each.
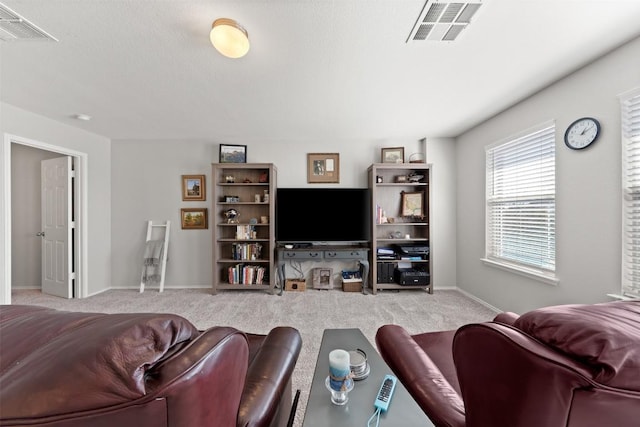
[513,300,640,390]
[0,305,199,418]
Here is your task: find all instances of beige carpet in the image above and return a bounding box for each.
[11,288,497,426]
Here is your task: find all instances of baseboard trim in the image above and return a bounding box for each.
[455,287,501,314]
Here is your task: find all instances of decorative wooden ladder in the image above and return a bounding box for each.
[140,220,170,293]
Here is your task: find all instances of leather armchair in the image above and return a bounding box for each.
[376,300,640,427]
[0,305,302,427]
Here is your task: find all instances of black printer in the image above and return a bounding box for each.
[394,268,430,286]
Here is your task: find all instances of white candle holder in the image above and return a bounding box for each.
[325,375,354,405]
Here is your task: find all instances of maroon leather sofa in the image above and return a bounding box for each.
[0,305,302,427]
[376,300,640,427]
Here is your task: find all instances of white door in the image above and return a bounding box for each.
[41,156,73,298]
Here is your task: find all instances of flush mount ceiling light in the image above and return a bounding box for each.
[210,18,250,58]
[73,113,91,121]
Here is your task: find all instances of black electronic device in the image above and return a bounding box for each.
[396,245,430,255]
[276,188,371,244]
[377,263,395,283]
[394,268,430,286]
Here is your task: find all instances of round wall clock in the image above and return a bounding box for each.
[564,117,601,150]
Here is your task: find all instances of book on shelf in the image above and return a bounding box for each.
[235,225,257,240]
[227,264,266,285]
[231,242,263,260]
[376,204,387,225]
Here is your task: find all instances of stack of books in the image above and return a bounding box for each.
[231,242,263,260]
[377,247,396,260]
[227,264,266,285]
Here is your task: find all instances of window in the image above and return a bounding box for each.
[621,88,640,298]
[484,122,556,282]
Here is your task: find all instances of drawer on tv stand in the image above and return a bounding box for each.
[324,250,367,259]
[282,251,322,260]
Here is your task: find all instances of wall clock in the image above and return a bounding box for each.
[564,117,601,150]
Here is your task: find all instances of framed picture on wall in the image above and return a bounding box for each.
[307,153,340,183]
[381,147,405,163]
[181,175,206,201]
[181,208,208,229]
[401,191,424,218]
[219,144,247,163]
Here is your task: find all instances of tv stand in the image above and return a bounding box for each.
[276,244,369,295]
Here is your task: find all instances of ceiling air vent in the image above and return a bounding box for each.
[0,2,57,42]
[407,1,482,43]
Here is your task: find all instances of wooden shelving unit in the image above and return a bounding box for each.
[212,163,277,294]
[368,163,432,294]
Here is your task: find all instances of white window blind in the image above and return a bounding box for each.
[622,88,640,298]
[486,123,556,276]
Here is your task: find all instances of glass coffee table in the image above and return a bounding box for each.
[302,328,434,426]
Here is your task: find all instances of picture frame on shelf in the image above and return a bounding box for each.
[307,153,340,183]
[181,208,208,229]
[401,191,424,217]
[381,147,405,163]
[219,144,247,163]
[181,175,206,201]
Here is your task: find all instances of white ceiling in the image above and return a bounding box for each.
[1,0,640,141]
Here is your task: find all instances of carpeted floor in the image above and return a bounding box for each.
[11,288,497,426]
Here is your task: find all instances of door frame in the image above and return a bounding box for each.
[2,133,88,304]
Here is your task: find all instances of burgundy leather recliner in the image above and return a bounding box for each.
[376,300,640,427]
[0,305,302,427]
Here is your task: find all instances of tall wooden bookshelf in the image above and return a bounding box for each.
[368,163,432,294]
[212,163,277,294]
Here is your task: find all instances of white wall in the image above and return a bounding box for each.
[1,103,112,299]
[111,137,458,289]
[456,36,640,314]
[427,138,457,288]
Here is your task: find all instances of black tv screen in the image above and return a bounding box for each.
[276,188,371,244]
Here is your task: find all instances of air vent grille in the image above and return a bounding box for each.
[0,2,57,41]
[408,0,482,42]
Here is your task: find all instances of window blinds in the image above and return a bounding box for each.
[486,123,556,274]
[622,89,640,298]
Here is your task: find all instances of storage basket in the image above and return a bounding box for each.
[342,280,363,292]
[342,270,363,292]
[285,279,306,291]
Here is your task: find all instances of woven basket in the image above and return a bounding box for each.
[342,280,362,292]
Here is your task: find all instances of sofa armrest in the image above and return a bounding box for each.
[453,322,595,427]
[376,325,465,427]
[493,311,519,325]
[147,326,249,427]
[237,327,302,427]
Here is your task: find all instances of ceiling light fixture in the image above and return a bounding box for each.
[210,18,250,59]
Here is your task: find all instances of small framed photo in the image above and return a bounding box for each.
[182,175,206,201]
[381,147,405,163]
[219,144,247,163]
[401,191,424,217]
[181,208,208,229]
[307,153,340,183]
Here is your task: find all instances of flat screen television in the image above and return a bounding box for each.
[276,188,371,244]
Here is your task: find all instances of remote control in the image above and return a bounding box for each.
[374,374,397,412]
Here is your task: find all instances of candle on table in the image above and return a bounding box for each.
[329,349,350,391]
